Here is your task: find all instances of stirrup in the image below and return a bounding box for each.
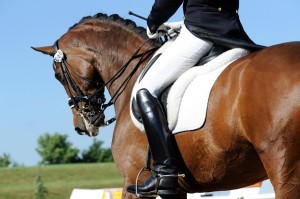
[135,167,157,198]
[134,167,185,198]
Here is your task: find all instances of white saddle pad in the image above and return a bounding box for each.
[130,48,249,134]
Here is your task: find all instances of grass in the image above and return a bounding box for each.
[0,163,123,199]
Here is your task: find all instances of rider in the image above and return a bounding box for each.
[127,0,262,197]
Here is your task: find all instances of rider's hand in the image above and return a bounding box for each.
[147,21,184,39]
[147,24,168,39]
[165,21,183,36]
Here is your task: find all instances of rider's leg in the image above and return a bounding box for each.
[127,25,213,197]
[127,88,178,196]
[132,25,213,98]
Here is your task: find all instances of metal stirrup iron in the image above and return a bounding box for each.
[134,167,185,197]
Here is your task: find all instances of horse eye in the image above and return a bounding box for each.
[55,72,63,81]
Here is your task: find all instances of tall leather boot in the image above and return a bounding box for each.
[127,89,178,197]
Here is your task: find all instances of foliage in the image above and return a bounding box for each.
[0,153,11,167]
[0,163,122,199]
[81,139,114,163]
[36,133,113,165]
[34,174,47,199]
[36,133,80,165]
[99,148,114,162]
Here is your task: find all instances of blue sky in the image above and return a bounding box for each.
[0,0,300,168]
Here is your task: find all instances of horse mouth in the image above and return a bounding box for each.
[76,113,101,137]
[75,126,99,137]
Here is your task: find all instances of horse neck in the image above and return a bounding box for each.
[93,28,157,114]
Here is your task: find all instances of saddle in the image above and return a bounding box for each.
[130,38,264,134]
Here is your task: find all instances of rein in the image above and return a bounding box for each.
[53,39,158,128]
[103,41,159,108]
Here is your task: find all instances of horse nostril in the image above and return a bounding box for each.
[75,127,85,135]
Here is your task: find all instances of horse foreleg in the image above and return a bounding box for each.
[267,159,300,199]
[257,131,300,198]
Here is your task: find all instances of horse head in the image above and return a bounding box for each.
[32,13,157,137]
[32,40,106,136]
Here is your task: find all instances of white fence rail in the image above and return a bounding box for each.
[70,188,275,199]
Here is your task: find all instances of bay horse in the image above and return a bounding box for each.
[33,13,300,199]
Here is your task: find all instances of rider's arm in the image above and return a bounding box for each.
[147,0,183,33]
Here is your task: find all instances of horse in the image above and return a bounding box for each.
[33,13,300,199]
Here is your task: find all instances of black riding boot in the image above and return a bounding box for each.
[127,89,178,197]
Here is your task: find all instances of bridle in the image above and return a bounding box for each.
[52,39,159,130]
[53,40,113,128]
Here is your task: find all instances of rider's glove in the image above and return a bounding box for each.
[147,24,168,39]
[165,21,183,36]
[147,21,184,39]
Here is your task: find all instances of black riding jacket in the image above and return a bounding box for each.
[147,0,253,43]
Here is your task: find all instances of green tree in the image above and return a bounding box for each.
[36,133,80,165]
[0,153,11,167]
[81,139,114,163]
[99,148,114,162]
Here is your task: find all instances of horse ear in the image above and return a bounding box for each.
[31,46,55,56]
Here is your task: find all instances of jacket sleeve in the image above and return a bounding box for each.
[147,0,183,33]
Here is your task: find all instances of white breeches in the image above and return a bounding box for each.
[135,24,213,98]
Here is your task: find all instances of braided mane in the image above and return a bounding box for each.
[69,13,148,40]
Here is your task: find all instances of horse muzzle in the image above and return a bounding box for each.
[90,113,106,127]
[74,112,101,137]
[75,123,100,137]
